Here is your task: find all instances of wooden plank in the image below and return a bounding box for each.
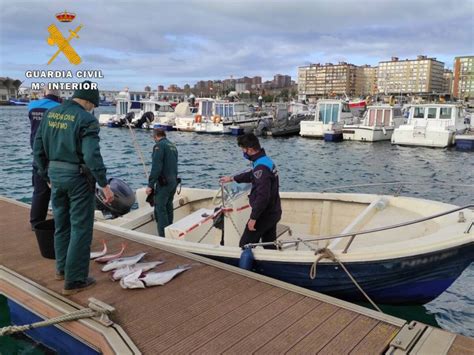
[223,297,321,354]
[255,302,339,354]
[193,291,305,354]
[318,315,379,354]
[141,281,274,352]
[160,287,288,354]
[286,308,358,354]
[127,275,258,338]
[350,322,399,355]
[448,335,474,355]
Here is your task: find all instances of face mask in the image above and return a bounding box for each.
[243,152,250,160]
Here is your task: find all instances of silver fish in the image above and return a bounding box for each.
[111,261,164,281]
[94,243,126,263]
[120,270,145,289]
[139,265,191,287]
[101,252,146,272]
[119,265,191,289]
[90,240,107,259]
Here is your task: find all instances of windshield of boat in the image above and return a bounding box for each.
[223,181,252,204]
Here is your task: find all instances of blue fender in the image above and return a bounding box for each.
[239,247,255,270]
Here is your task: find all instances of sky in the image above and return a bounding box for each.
[0,0,473,90]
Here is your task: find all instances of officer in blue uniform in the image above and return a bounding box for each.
[220,133,281,249]
[28,89,61,229]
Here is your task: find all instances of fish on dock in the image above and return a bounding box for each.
[120,265,191,289]
[90,240,108,259]
[94,243,126,263]
[111,261,164,281]
[101,252,147,272]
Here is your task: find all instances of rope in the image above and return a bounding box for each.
[0,307,108,336]
[127,122,149,180]
[309,248,383,313]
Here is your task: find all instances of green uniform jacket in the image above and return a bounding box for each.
[33,100,108,187]
[148,137,178,188]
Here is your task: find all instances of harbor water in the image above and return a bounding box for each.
[1,105,473,340]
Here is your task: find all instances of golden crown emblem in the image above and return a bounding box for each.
[55,10,76,22]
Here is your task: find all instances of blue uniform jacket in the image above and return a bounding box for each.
[233,149,282,222]
[28,95,61,149]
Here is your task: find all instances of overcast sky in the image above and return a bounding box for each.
[0,0,472,90]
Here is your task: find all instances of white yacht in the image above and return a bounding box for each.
[343,105,405,142]
[300,99,356,138]
[391,104,469,148]
[171,102,198,132]
[98,91,142,127]
[138,97,175,130]
[194,101,262,134]
[175,99,213,132]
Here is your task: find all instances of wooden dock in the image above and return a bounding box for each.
[1,197,473,354]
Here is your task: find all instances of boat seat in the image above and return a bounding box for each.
[165,208,215,241]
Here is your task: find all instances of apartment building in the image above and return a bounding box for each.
[377,55,444,95]
[355,65,378,96]
[453,55,474,99]
[298,62,357,100]
[443,69,453,96]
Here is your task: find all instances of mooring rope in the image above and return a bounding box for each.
[127,122,149,180]
[0,307,108,336]
[310,247,383,313]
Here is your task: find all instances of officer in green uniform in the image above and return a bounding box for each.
[146,129,178,237]
[33,81,114,295]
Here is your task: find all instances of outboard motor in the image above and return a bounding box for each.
[119,112,135,126]
[189,94,195,107]
[96,178,136,218]
[135,111,154,129]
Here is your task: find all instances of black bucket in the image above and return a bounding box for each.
[34,219,55,259]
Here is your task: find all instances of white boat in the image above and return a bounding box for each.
[300,100,356,138]
[194,101,262,134]
[391,104,469,148]
[95,183,474,305]
[343,105,405,142]
[98,91,141,127]
[171,102,198,132]
[137,97,175,130]
[174,99,212,132]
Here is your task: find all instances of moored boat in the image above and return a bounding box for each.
[300,99,357,138]
[194,101,263,134]
[343,105,405,142]
[455,130,474,151]
[95,183,474,305]
[391,104,469,148]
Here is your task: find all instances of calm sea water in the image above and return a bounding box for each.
[1,105,473,342]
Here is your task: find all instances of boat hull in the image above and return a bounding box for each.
[455,134,474,151]
[392,128,455,148]
[199,242,474,304]
[343,126,394,142]
[324,130,343,142]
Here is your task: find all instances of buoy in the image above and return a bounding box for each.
[239,247,255,270]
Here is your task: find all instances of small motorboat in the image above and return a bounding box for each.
[95,183,474,305]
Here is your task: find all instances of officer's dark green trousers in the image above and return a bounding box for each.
[49,167,94,283]
[154,182,177,237]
